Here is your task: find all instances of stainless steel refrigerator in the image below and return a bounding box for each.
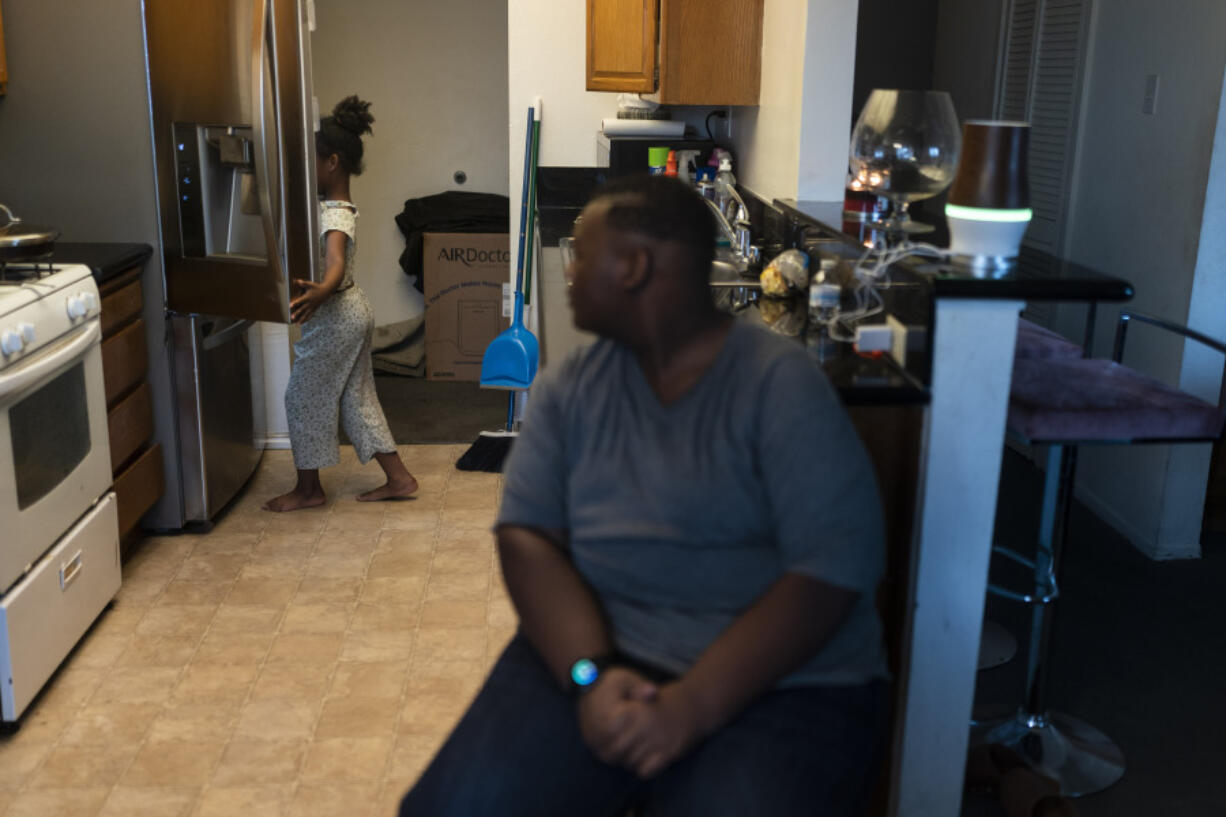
[0,0,320,528]
[145,0,320,523]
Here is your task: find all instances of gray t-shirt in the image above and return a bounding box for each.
[497,321,889,687]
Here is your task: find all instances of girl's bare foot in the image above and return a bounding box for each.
[357,474,419,502]
[263,487,327,512]
[360,451,418,501]
[263,470,327,512]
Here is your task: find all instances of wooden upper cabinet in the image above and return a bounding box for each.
[658,0,763,105]
[588,0,658,93]
[586,0,763,106]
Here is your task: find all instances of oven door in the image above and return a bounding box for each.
[0,318,111,593]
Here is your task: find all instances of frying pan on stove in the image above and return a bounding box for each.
[0,203,59,262]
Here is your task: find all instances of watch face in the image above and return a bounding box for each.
[571,658,600,687]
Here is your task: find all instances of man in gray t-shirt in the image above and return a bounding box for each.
[402,176,889,817]
[499,316,888,689]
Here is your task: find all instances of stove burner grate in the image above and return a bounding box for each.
[0,258,60,284]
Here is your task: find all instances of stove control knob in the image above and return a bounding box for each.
[0,329,23,356]
[66,294,87,319]
[81,291,98,312]
[17,323,35,345]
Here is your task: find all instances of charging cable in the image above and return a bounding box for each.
[818,237,946,344]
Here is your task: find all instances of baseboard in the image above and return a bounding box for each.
[260,433,291,451]
[1073,482,1202,560]
[1011,441,1203,560]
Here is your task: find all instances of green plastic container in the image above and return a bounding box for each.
[647,146,670,174]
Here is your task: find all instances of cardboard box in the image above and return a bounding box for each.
[423,233,511,381]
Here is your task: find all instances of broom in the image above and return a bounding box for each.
[457,102,541,472]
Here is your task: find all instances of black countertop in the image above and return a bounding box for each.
[776,199,1134,303]
[720,292,929,406]
[49,243,154,285]
[538,187,1132,407]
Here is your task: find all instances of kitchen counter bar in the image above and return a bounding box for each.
[776,199,1134,302]
[774,199,1134,817]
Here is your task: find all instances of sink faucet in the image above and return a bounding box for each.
[704,194,759,268]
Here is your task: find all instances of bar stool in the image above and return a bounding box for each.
[977,318,1087,672]
[974,310,1226,796]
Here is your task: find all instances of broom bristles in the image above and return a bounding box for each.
[456,430,517,472]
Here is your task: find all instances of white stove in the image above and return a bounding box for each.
[0,260,120,723]
[0,262,100,367]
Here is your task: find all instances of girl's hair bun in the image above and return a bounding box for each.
[331,95,374,137]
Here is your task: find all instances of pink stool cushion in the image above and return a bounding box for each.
[1009,357,1225,443]
[1016,318,1084,361]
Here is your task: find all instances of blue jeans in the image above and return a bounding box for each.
[400,635,889,817]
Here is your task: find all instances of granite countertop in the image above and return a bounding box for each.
[48,242,154,284]
[749,197,1138,404]
[718,288,929,406]
[537,180,1135,406]
[775,199,1134,303]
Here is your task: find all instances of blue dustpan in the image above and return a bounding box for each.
[481,104,541,391]
[480,290,538,389]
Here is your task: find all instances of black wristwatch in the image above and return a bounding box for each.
[568,656,614,696]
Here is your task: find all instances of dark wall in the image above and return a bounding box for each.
[851,0,940,128]
[933,0,1006,121]
[852,0,1006,127]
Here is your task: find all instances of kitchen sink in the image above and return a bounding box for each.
[710,252,760,312]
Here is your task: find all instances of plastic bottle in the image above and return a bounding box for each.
[813,257,839,287]
[696,167,716,200]
[675,150,701,185]
[808,281,840,324]
[647,146,670,176]
[806,280,841,363]
[807,258,841,363]
[714,156,737,214]
[664,150,678,177]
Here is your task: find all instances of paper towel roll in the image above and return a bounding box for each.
[600,118,687,138]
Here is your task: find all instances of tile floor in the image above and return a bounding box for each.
[0,445,514,817]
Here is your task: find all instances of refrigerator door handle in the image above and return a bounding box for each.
[251,0,284,291]
[287,0,321,284]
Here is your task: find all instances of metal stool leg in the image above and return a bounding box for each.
[975,444,1126,796]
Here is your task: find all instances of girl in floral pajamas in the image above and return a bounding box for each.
[264,96,417,511]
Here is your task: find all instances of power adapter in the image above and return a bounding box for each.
[885,313,927,367]
[854,324,893,354]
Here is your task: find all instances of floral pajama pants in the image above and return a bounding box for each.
[285,285,396,470]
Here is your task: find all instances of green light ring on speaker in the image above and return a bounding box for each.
[945,203,1034,223]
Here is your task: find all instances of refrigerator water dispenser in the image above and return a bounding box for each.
[173,123,266,261]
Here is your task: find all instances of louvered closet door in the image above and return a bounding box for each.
[998,0,1089,253]
[1000,0,1039,122]
[998,0,1089,324]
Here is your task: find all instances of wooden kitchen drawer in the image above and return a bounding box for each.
[101,318,147,406]
[107,381,153,473]
[99,268,144,339]
[113,443,163,540]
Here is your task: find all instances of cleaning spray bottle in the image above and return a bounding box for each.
[675,149,701,186]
